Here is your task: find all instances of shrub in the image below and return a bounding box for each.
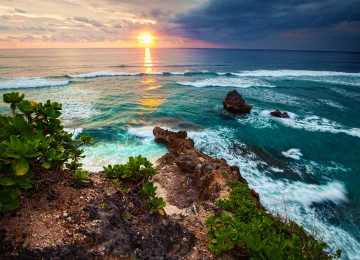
[0,92,93,213]
[206,181,342,259]
[103,155,166,215]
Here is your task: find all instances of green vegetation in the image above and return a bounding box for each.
[205,181,341,259]
[0,92,93,213]
[103,155,166,215]
[74,170,90,183]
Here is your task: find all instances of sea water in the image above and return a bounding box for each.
[1,48,360,259]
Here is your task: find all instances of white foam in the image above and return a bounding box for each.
[127,127,155,138]
[81,127,167,172]
[0,77,69,89]
[67,71,140,78]
[188,128,359,258]
[234,70,360,77]
[234,109,275,129]
[177,77,275,88]
[282,148,303,160]
[64,128,83,139]
[318,99,347,110]
[273,112,360,138]
[61,102,100,123]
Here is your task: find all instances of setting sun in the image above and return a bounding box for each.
[137,33,154,46]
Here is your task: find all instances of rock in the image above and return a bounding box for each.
[153,126,253,203]
[153,126,195,155]
[175,157,197,172]
[270,110,290,118]
[223,90,253,113]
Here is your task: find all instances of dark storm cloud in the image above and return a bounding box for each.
[173,0,360,50]
[74,16,103,27]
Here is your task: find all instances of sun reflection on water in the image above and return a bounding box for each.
[144,47,153,73]
[134,48,166,116]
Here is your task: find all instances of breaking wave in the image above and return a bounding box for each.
[0,77,69,89]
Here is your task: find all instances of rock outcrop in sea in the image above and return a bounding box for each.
[270,109,290,118]
[223,90,253,113]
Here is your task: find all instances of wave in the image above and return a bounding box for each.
[271,112,360,138]
[0,77,69,89]
[177,77,275,88]
[81,126,167,172]
[234,70,360,77]
[67,71,141,78]
[67,70,233,78]
[64,128,83,139]
[282,148,303,160]
[188,127,359,259]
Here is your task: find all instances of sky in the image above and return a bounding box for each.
[0,0,359,51]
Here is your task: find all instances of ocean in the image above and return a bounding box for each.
[1,48,360,259]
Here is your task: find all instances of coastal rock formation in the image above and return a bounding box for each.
[270,109,290,118]
[222,90,253,113]
[153,126,264,258]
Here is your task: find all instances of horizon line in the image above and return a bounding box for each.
[0,47,359,53]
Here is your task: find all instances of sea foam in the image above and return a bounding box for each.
[81,127,167,172]
[282,148,303,160]
[273,112,360,138]
[188,127,359,258]
[234,70,360,77]
[0,77,69,89]
[177,77,275,88]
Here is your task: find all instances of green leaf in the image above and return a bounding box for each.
[0,191,20,212]
[9,135,21,150]
[5,149,21,159]
[24,152,42,158]
[10,187,21,199]
[42,161,51,169]
[12,116,27,134]
[3,92,24,104]
[44,107,55,117]
[13,156,29,175]
[0,177,15,186]
[17,181,33,190]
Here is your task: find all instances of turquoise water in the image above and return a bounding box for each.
[1,48,360,259]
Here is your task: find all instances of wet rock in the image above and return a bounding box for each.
[223,90,253,113]
[270,109,290,118]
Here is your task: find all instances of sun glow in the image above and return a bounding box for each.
[137,33,154,46]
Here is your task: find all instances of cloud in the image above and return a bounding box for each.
[14,8,26,13]
[74,16,103,27]
[149,8,171,19]
[113,23,123,28]
[173,0,360,50]
[0,26,9,30]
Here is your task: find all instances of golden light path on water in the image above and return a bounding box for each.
[137,48,166,116]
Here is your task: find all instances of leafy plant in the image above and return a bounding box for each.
[103,155,156,181]
[147,197,166,215]
[103,156,166,215]
[74,170,90,183]
[0,92,93,213]
[205,181,342,259]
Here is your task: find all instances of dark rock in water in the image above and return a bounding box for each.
[223,90,253,113]
[270,110,290,118]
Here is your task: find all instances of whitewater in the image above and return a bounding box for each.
[1,48,360,259]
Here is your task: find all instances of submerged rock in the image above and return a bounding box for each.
[222,90,253,113]
[270,109,290,118]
